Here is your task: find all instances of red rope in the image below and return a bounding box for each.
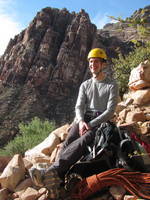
[71,168,150,200]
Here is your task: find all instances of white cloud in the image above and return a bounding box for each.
[0,14,21,55]
[0,0,22,55]
[92,12,115,29]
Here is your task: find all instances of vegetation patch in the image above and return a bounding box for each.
[0,117,56,156]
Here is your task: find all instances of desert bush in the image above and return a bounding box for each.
[0,117,56,156]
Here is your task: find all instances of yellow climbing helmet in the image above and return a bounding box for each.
[87,48,107,60]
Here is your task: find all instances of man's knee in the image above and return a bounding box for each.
[62,123,79,148]
[80,130,95,144]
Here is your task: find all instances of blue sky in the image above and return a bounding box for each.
[0,0,149,55]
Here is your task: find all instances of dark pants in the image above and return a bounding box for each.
[48,123,95,177]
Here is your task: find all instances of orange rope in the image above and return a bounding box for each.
[71,168,150,200]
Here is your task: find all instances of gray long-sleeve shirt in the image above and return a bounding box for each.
[75,76,118,127]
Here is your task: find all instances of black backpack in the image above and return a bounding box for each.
[65,122,150,187]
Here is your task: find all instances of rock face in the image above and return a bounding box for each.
[0,8,96,146]
[0,6,149,146]
[100,5,150,42]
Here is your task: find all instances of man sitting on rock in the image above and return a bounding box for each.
[29,48,119,198]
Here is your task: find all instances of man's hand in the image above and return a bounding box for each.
[79,120,91,136]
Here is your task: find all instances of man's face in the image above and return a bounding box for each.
[89,58,103,76]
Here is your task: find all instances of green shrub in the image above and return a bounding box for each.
[0,117,56,156]
[113,42,150,96]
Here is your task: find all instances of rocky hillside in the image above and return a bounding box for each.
[0,6,149,146]
[100,5,150,42]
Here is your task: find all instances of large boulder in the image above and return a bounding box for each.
[0,154,25,191]
[130,89,150,105]
[25,132,60,157]
[24,124,70,165]
[128,60,150,90]
[25,124,69,157]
